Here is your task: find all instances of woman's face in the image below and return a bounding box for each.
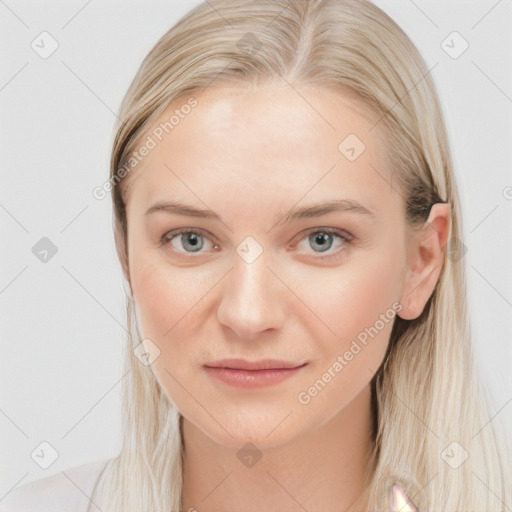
[124,82,411,449]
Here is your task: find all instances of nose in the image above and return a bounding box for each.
[216,250,287,340]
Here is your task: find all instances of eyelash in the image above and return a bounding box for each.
[159,227,353,261]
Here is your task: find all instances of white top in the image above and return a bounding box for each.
[0,458,111,512]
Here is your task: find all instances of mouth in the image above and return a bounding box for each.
[204,358,308,371]
[203,359,308,389]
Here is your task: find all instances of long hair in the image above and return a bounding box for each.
[88,1,512,510]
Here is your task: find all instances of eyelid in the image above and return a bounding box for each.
[300,226,353,241]
[161,227,211,242]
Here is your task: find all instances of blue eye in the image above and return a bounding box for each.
[160,228,216,254]
[309,231,335,252]
[299,228,352,257]
[160,227,352,259]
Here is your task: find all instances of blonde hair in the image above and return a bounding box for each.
[88,1,512,510]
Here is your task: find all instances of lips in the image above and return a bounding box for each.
[204,358,307,371]
[203,359,308,389]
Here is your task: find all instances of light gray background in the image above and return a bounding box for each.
[1,0,511,496]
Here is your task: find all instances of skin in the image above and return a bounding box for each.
[123,81,450,512]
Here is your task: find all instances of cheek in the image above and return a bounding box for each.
[131,257,220,402]
[131,255,213,344]
[292,255,402,414]
[298,247,403,373]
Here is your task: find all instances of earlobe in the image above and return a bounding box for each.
[397,203,451,321]
[397,296,418,321]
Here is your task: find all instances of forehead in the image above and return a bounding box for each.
[124,82,397,221]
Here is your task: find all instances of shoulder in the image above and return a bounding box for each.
[0,458,111,512]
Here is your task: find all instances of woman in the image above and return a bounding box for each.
[3,0,511,511]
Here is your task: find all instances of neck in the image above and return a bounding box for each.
[180,384,375,512]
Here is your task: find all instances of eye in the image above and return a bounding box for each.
[160,228,218,255]
[296,227,353,259]
[159,227,353,260]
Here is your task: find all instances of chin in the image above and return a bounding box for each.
[185,410,312,452]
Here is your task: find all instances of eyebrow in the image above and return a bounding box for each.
[145,199,376,227]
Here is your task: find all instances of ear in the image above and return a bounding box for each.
[397,203,451,320]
